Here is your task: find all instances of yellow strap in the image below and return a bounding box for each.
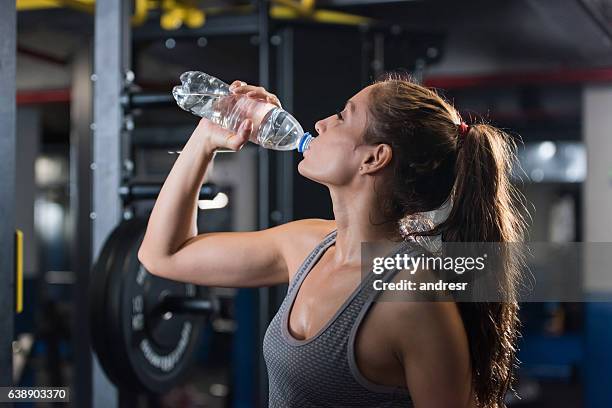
[15,230,23,314]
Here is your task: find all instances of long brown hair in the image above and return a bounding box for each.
[364,73,527,407]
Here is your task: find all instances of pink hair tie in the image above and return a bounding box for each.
[458,121,470,137]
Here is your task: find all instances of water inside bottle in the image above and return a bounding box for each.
[173,88,288,145]
[172,71,306,152]
[257,108,305,150]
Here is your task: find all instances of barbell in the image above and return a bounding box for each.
[89,217,223,393]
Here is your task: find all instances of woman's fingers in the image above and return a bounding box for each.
[229,80,246,90]
[197,118,252,151]
[221,118,252,151]
[265,95,282,108]
[230,119,252,150]
[231,85,264,96]
[230,83,282,108]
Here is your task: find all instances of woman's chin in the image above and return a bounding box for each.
[297,159,317,181]
[297,159,307,177]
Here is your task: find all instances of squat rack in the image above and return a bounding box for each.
[81,1,289,407]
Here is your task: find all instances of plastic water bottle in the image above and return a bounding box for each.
[173,71,314,152]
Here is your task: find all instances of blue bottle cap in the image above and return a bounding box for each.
[298,132,313,153]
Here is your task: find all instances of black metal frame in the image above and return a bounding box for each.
[70,44,94,408]
[0,0,16,398]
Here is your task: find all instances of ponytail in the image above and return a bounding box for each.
[440,123,525,244]
[417,123,527,407]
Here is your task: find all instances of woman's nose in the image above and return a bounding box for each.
[314,120,324,135]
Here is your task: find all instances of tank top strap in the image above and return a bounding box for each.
[334,241,427,400]
[344,241,429,320]
[287,229,337,294]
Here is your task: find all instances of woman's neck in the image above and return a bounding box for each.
[329,187,401,268]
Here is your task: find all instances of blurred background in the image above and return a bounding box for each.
[4,0,612,407]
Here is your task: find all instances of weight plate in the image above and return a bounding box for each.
[89,220,134,387]
[90,218,207,393]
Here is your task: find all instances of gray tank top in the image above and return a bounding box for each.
[263,230,415,407]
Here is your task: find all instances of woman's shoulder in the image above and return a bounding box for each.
[372,298,467,360]
[276,218,336,278]
[275,218,336,277]
[367,299,472,406]
[377,300,463,333]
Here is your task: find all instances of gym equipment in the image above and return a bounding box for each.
[90,217,220,393]
[124,92,175,109]
[119,182,219,203]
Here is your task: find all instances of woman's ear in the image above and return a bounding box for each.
[361,144,393,174]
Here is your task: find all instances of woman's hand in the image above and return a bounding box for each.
[196,80,281,153]
[198,117,253,152]
[229,80,283,109]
